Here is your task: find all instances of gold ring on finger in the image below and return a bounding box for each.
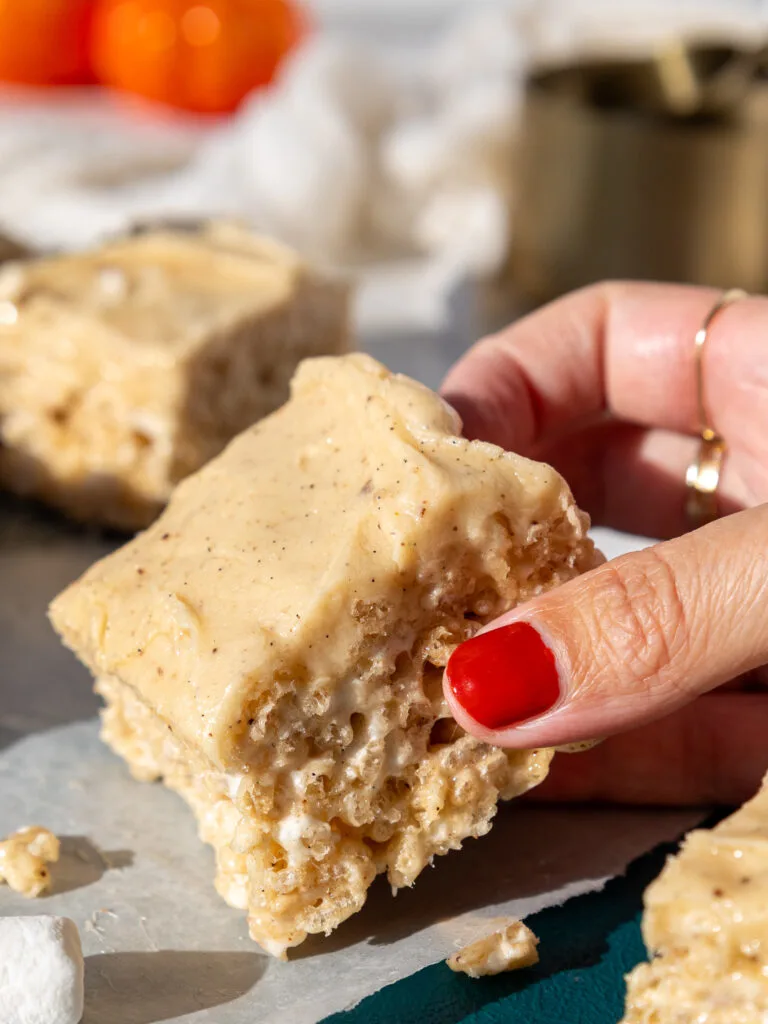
[685,288,746,528]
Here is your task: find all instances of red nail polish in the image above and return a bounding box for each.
[447,622,560,730]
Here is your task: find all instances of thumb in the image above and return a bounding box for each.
[444,505,768,749]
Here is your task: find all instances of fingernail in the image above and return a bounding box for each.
[446,622,561,730]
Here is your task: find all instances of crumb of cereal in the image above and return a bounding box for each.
[447,920,539,978]
[0,826,60,898]
[554,739,601,753]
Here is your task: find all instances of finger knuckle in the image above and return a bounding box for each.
[578,548,691,698]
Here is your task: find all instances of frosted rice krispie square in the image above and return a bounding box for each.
[51,353,600,957]
[0,222,349,529]
[622,776,768,1023]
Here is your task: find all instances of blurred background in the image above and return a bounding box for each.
[0,0,767,377]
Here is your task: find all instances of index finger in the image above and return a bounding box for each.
[441,281,767,455]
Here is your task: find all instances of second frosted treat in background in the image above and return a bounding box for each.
[0,222,349,530]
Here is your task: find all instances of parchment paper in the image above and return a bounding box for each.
[0,721,702,1024]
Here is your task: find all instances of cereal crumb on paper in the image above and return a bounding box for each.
[447,919,539,978]
[0,825,60,897]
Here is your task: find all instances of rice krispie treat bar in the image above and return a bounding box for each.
[51,353,600,957]
[622,776,768,1023]
[0,222,349,529]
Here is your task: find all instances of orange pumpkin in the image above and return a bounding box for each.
[91,0,308,114]
[0,0,96,85]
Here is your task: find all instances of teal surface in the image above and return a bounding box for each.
[324,816,724,1024]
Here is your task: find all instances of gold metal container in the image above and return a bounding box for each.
[509,47,768,303]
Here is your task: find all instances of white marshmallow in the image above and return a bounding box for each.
[0,917,84,1024]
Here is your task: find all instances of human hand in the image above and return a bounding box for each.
[441,282,768,806]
